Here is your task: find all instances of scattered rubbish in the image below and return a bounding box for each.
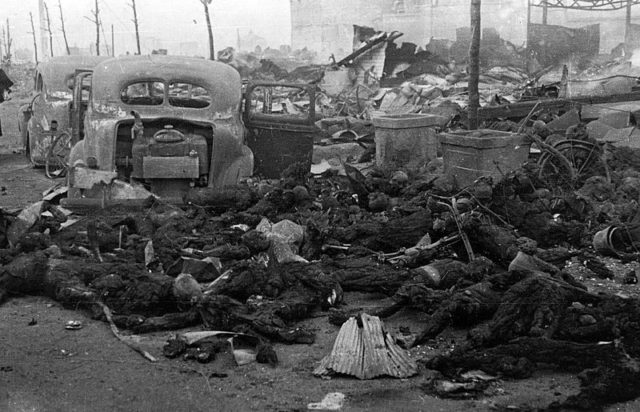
[624,269,638,285]
[307,392,345,411]
[65,320,83,330]
[592,226,626,256]
[166,331,265,367]
[144,240,157,269]
[228,336,257,366]
[6,201,44,246]
[460,370,499,382]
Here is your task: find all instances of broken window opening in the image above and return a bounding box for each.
[168,82,211,108]
[121,81,165,106]
[248,85,311,121]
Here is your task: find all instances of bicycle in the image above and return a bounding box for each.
[45,131,72,179]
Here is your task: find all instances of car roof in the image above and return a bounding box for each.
[91,55,242,109]
[36,56,110,92]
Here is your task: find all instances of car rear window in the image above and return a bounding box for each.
[168,82,211,108]
[121,81,165,105]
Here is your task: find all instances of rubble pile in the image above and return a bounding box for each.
[2,125,640,408]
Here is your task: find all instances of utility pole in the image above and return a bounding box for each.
[44,2,54,57]
[542,0,548,25]
[58,0,70,55]
[38,0,49,60]
[111,24,115,56]
[4,19,12,64]
[130,0,141,55]
[29,12,38,64]
[468,0,481,130]
[200,0,215,60]
[85,0,100,56]
[626,0,633,43]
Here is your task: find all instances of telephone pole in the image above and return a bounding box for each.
[130,0,141,55]
[29,12,38,64]
[4,20,12,63]
[44,2,54,57]
[200,0,215,60]
[468,0,481,130]
[58,0,70,55]
[38,0,50,60]
[84,0,101,55]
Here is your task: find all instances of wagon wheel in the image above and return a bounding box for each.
[45,131,72,179]
[538,139,610,189]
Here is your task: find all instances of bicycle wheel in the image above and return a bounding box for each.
[538,139,609,189]
[45,131,72,179]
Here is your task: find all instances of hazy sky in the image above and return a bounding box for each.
[1,0,291,57]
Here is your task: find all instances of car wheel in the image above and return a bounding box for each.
[25,134,38,167]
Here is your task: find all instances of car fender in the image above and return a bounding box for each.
[68,139,86,168]
[208,126,254,188]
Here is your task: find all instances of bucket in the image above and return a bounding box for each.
[593,226,625,256]
[508,251,546,272]
[415,264,441,287]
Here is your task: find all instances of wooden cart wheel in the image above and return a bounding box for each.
[45,131,72,179]
[538,139,610,188]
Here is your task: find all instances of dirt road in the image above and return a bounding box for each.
[0,99,53,210]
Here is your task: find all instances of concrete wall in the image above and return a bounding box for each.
[290,0,384,60]
[381,0,527,47]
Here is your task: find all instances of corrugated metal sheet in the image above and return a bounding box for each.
[313,313,417,379]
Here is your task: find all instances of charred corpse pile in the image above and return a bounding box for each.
[2,145,640,409]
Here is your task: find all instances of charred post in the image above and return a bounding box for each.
[44,1,54,57]
[4,19,12,64]
[130,0,141,55]
[28,13,38,64]
[84,0,101,56]
[201,0,215,60]
[58,0,70,55]
[468,0,481,130]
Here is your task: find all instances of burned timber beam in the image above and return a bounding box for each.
[478,91,640,120]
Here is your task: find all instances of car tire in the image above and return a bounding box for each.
[25,134,37,166]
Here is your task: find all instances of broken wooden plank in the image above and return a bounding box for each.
[97,301,157,362]
[478,91,640,120]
